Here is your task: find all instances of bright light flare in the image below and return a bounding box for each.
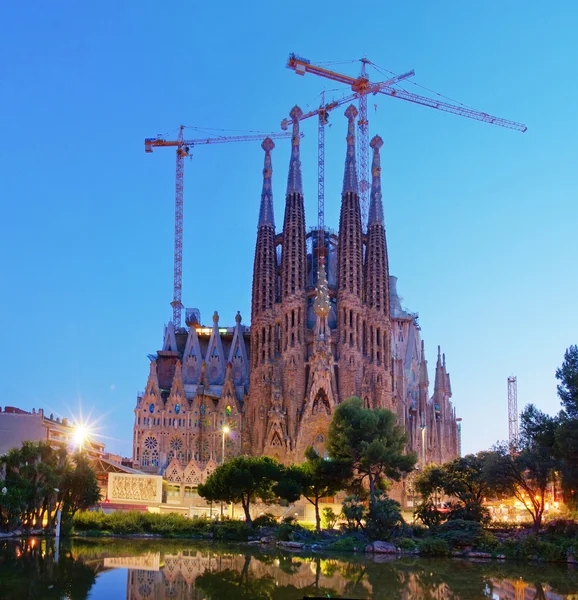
[222,425,230,434]
[73,424,90,449]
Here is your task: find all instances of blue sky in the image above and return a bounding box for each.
[1,1,576,457]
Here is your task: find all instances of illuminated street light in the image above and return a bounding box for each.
[221,425,230,465]
[73,425,89,452]
[220,425,231,520]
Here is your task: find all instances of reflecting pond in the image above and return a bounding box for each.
[1,537,578,599]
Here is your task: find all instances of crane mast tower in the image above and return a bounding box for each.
[508,375,519,449]
[145,127,294,328]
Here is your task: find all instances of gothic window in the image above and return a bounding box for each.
[141,450,150,466]
[226,405,232,416]
[151,450,159,467]
[312,388,330,415]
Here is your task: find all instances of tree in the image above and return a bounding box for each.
[556,345,578,418]
[276,446,348,533]
[197,456,283,526]
[326,397,416,507]
[0,441,67,531]
[556,418,578,509]
[60,452,101,530]
[0,442,101,533]
[441,454,494,523]
[484,405,559,532]
[555,345,578,508]
[414,464,448,527]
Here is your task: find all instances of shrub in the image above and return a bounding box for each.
[436,519,484,549]
[341,495,365,531]
[277,522,294,541]
[398,537,418,552]
[252,513,277,528]
[73,510,213,537]
[327,535,364,552]
[414,499,447,528]
[211,520,249,540]
[418,537,451,557]
[365,494,404,541]
[322,507,339,530]
[544,518,578,537]
[447,502,491,525]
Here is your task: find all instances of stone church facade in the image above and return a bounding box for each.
[132,105,460,486]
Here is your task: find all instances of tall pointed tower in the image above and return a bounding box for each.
[278,106,308,448]
[336,105,365,400]
[364,134,393,409]
[247,138,279,453]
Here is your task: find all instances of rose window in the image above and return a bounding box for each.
[144,436,158,450]
[170,438,182,452]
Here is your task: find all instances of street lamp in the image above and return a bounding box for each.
[221,425,230,465]
[74,425,88,452]
[220,425,231,520]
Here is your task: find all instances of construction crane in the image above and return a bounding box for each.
[286,53,527,230]
[508,375,519,450]
[145,127,294,328]
[281,70,414,254]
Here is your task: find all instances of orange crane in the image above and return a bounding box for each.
[145,126,294,328]
[281,70,414,260]
[286,53,527,229]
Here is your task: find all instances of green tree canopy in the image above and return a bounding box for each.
[555,345,578,508]
[483,405,559,532]
[0,441,100,532]
[556,344,578,418]
[326,397,416,506]
[197,456,283,526]
[276,446,349,532]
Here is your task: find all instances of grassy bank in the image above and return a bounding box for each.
[72,512,578,563]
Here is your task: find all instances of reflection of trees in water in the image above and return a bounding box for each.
[64,539,578,599]
[0,539,96,600]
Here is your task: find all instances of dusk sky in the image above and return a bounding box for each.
[1,1,576,458]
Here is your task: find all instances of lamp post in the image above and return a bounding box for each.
[220,425,230,520]
[221,425,230,465]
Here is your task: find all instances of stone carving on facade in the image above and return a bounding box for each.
[108,473,162,503]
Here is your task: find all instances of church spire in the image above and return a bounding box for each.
[343,105,359,194]
[258,138,275,227]
[368,135,384,226]
[337,105,363,297]
[281,105,307,299]
[364,134,390,316]
[252,139,278,319]
[287,105,303,195]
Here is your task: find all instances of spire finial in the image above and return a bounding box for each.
[258,138,275,227]
[368,135,384,225]
[287,105,303,195]
[343,105,359,194]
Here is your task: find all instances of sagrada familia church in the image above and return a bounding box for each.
[132,105,460,496]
